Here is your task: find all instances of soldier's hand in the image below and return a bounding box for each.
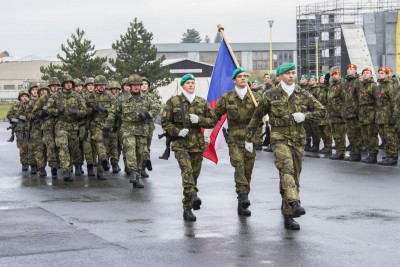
[189,114,200,124]
[178,128,189,137]
[204,135,210,144]
[139,111,151,121]
[43,105,48,111]
[103,128,110,138]
[18,115,26,121]
[68,108,78,116]
[245,141,253,153]
[292,112,305,123]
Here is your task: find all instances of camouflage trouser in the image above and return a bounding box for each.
[142,126,155,168]
[378,124,398,158]
[305,122,321,147]
[30,135,46,169]
[107,132,120,165]
[228,144,256,199]
[55,129,79,173]
[361,124,379,155]
[272,141,303,216]
[174,150,203,210]
[318,124,332,148]
[119,131,127,169]
[255,126,263,146]
[304,122,312,146]
[331,123,346,156]
[43,131,58,168]
[346,118,362,154]
[91,126,108,172]
[16,134,29,166]
[121,131,147,177]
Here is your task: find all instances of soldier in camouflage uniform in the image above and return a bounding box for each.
[250,80,265,151]
[73,78,86,176]
[140,77,162,178]
[46,75,87,182]
[161,74,215,222]
[358,68,379,163]
[33,78,60,179]
[375,67,398,165]
[327,69,347,160]
[82,77,96,176]
[213,67,260,217]
[107,80,122,173]
[306,75,321,152]
[116,78,131,174]
[298,74,313,152]
[343,64,362,161]
[315,73,333,154]
[263,73,274,91]
[106,74,158,188]
[7,90,30,171]
[246,62,325,230]
[85,75,113,180]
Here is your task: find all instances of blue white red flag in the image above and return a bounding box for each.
[203,40,237,163]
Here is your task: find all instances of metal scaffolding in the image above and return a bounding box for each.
[296,0,400,76]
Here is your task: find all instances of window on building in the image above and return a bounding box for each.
[322,49,330,58]
[335,28,341,40]
[321,32,329,41]
[199,52,218,64]
[4,85,16,90]
[335,46,341,56]
[321,15,329,24]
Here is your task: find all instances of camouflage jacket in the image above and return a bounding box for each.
[299,84,309,90]
[315,83,329,126]
[358,78,377,125]
[142,91,162,129]
[344,75,360,119]
[213,89,261,146]
[46,90,87,131]
[327,79,346,123]
[6,101,23,133]
[33,94,56,132]
[161,94,215,152]
[246,84,325,146]
[86,90,116,129]
[308,84,319,98]
[264,83,274,91]
[106,92,158,136]
[375,78,398,124]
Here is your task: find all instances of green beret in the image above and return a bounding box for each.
[180,74,195,86]
[277,61,295,75]
[309,75,317,80]
[232,67,246,79]
[301,74,309,79]
[318,73,325,78]
[252,80,260,84]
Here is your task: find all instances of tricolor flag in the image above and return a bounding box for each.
[203,40,237,163]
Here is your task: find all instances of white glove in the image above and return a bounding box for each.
[245,141,253,153]
[178,128,189,137]
[204,136,210,144]
[292,112,306,123]
[189,114,199,124]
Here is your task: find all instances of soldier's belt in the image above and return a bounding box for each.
[271,126,292,133]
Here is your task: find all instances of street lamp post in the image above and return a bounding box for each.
[315,36,319,78]
[268,20,274,74]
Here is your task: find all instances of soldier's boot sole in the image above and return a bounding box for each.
[284,217,300,230]
[132,180,144,188]
[237,206,251,216]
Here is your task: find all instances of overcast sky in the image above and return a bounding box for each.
[2,0,328,59]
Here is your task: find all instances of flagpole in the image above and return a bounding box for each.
[217,24,258,107]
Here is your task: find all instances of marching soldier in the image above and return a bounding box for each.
[161,74,215,221]
[82,77,96,176]
[306,75,321,152]
[213,67,261,217]
[263,73,274,91]
[108,80,122,173]
[46,75,87,182]
[73,78,86,176]
[316,73,333,154]
[246,62,325,230]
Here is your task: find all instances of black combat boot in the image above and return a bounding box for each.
[101,158,109,170]
[183,209,196,221]
[329,154,344,160]
[237,204,252,216]
[291,201,306,218]
[80,165,84,174]
[141,168,149,178]
[97,172,107,180]
[304,143,311,152]
[263,146,273,152]
[238,194,251,210]
[159,148,170,160]
[38,167,47,177]
[346,144,352,151]
[190,194,202,210]
[377,157,398,166]
[344,153,361,162]
[255,144,263,151]
[318,147,332,154]
[284,216,300,230]
[112,164,120,173]
[30,165,37,175]
[22,165,29,171]
[145,159,152,171]
[63,171,73,182]
[361,154,377,164]
[87,163,95,177]
[133,177,144,188]
[51,167,58,179]
[129,172,136,183]
[75,165,82,176]
[309,144,319,152]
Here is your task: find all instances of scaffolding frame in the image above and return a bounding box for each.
[296,0,400,76]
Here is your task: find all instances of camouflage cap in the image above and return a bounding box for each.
[48,77,61,86]
[109,81,121,90]
[28,82,39,94]
[73,78,84,86]
[84,77,95,87]
[128,74,142,85]
[60,74,75,87]
[121,78,129,87]
[94,75,107,85]
[18,89,30,101]
[141,77,150,86]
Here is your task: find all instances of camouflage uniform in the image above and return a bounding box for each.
[116,89,131,171]
[375,77,398,160]
[161,94,215,210]
[315,82,332,150]
[213,89,260,202]
[327,79,347,157]
[344,75,362,158]
[46,77,87,181]
[358,78,379,158]
[306,83,321,150]
[246,84,325,217]
[82,86,96,175]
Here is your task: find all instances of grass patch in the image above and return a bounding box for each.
[0,102,13,121]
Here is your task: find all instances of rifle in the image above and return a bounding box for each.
[261,123,271,146]
[222,127,228,143]
[6,119,18,142]
[178,95,187,129]
[158,132,171,160]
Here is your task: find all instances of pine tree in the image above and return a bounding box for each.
[181,29,202,43]
[214,32,222,43]
[109,18,174,88]
[40,28,107,80]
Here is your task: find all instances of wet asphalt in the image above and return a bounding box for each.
[0,122,399,266]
